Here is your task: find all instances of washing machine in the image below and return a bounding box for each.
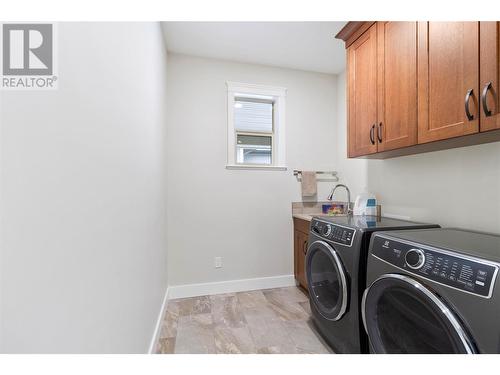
[305,215,439,353]
[363,228,500,353]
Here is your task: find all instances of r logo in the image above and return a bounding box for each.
[2,24,53,75]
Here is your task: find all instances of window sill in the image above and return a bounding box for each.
[225,164,288,171]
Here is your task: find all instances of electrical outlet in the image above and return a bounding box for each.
[214,257,222,268]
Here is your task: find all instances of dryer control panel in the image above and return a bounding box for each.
[311,219,355,247]
[371,235,499,298]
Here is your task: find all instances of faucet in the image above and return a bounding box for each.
[327,184,352,215]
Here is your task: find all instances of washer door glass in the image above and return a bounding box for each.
[362,274,476,354]
[306,240,348,321]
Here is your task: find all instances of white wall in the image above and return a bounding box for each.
[166,54,337,286]
[334,72,369,200]
[335,71,500,234]
[0,23,169,353]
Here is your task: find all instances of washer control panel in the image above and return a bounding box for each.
[311,219,355,247]
[371,235,498,298]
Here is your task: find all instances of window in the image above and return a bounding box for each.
[235,98,273,165]
[226,82,287,170]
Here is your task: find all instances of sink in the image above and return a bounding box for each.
[291,201,350,221]
[293,212,348,222]
[314,213,348,217]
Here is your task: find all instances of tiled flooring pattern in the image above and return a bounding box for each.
[155,287,332,354]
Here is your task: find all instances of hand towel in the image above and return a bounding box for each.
[301,171,317,198]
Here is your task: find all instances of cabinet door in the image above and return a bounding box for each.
[377,22,418,151]
[347,23,378,157]
[480,22,500,132]
[294,230,299,284]
[417,22,479,144]
[296,231,308,290]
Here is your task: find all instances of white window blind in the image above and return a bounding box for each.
[234,98,273,133]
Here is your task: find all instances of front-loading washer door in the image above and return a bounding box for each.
[306,240,348,321]
[362,274,477,354]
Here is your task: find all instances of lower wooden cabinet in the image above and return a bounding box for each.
[293,218,310,292]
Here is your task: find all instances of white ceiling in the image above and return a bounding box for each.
[161,22,347,75]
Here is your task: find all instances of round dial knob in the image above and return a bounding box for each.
[322,224,332,237]
[405,249,425,269]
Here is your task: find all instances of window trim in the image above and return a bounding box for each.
[226,81,287,170]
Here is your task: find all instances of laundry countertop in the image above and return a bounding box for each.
[292,213,316,222]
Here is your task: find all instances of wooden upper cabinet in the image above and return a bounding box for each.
[376,22,418,152]
[338,21,500,158]
[417,22,480,144]
[480,22,500,132]
[347,23,378,157]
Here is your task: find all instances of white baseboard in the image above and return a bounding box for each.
[147,286,170,354]
[167,274,296,300]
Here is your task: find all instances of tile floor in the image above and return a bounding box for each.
[155,286,332,354]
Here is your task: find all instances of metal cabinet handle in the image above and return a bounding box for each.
[369,124,375,145]
[377,122,383,143]
[302,241,308,255]
[465,89,474,121]
[482,82,493,117]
